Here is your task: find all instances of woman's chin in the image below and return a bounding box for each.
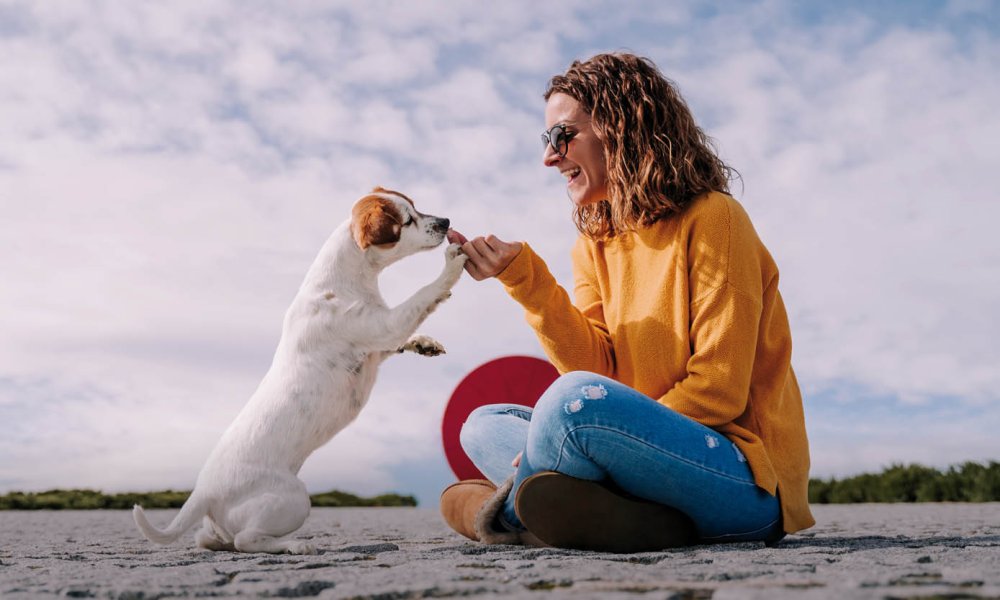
[566,185,588,207]
[566,179,607,207]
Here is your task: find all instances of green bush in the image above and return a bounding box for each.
[0,488,417,510]
[809,461,1000,503]
[309,490,417,507]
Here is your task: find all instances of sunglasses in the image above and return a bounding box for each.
[541,124,576,158]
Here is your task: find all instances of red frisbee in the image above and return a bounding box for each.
[442,355,560,481]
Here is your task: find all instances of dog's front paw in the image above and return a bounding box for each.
[400,334,446,357]
[440,243,467,287]
[445,242,466,262]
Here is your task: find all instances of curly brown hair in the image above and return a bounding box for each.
[545,52,737,239]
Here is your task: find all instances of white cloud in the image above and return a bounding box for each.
[489,30,564,75]
[412,68,510,125]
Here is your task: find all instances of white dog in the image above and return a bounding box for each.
[133,187,466,554]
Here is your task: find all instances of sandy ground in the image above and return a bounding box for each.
[0,503,998,599]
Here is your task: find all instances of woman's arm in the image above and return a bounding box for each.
[446,230,522,280]
[449,229,615,376]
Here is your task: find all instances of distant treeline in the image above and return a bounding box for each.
[0,489,417,510]
[5,462,998,509]
[809,461,1000,503]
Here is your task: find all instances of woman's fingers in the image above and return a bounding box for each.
[463,256,487,280]
[467,236,522,278]
[457,239,488,280]
[447,231,522,280]
[470,236,496,258]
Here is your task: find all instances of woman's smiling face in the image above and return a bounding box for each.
[543,93,608,208]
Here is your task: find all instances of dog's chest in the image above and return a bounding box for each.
[304,347,382,417]
[343,351,382,411]
[279,352,382,455]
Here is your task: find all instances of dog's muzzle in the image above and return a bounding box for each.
[432,218,450,233]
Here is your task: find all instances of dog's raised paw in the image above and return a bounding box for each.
[445,243,466,261]
[416,342,446,356]
[401,334,445,356]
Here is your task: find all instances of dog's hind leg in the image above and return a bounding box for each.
[195,517,235,551]
[230,491,314,554]
[234,529,316,555]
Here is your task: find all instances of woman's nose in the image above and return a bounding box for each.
[542,143,561,167]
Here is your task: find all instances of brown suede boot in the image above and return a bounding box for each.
[440,477,536,545]
[514,471,697,553]
[439,479,497,541]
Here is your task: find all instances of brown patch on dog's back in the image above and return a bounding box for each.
[352,194,403,249]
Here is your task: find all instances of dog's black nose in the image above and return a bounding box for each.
[435,218,450,232]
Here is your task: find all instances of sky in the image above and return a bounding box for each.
[1,0,998,508]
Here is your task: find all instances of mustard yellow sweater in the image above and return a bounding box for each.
[496,191,814,534]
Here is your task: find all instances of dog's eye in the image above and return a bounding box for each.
[403,217,415,226]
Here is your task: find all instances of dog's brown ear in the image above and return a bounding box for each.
[352,195,402,249]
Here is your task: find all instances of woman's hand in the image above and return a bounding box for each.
[447,229,523,281]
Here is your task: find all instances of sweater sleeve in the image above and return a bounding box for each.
[496,241,615,376]
[658,199,764,427]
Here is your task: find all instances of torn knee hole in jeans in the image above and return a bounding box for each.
[580,384,608,399]
[563,384,609,414]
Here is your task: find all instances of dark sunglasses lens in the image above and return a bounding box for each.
[553,128,566,154]
[543,125,567,155]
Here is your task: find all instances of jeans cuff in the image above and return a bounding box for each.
[498,504,526,532]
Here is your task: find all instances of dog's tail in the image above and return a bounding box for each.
[132,493,209,545]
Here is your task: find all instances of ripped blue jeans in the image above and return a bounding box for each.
[460,371,783,542]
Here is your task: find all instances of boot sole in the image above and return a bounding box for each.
[514,472,696,553]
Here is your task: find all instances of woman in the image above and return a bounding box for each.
[441,52,814,552]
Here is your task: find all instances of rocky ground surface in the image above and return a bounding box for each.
[0,503,998,599]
